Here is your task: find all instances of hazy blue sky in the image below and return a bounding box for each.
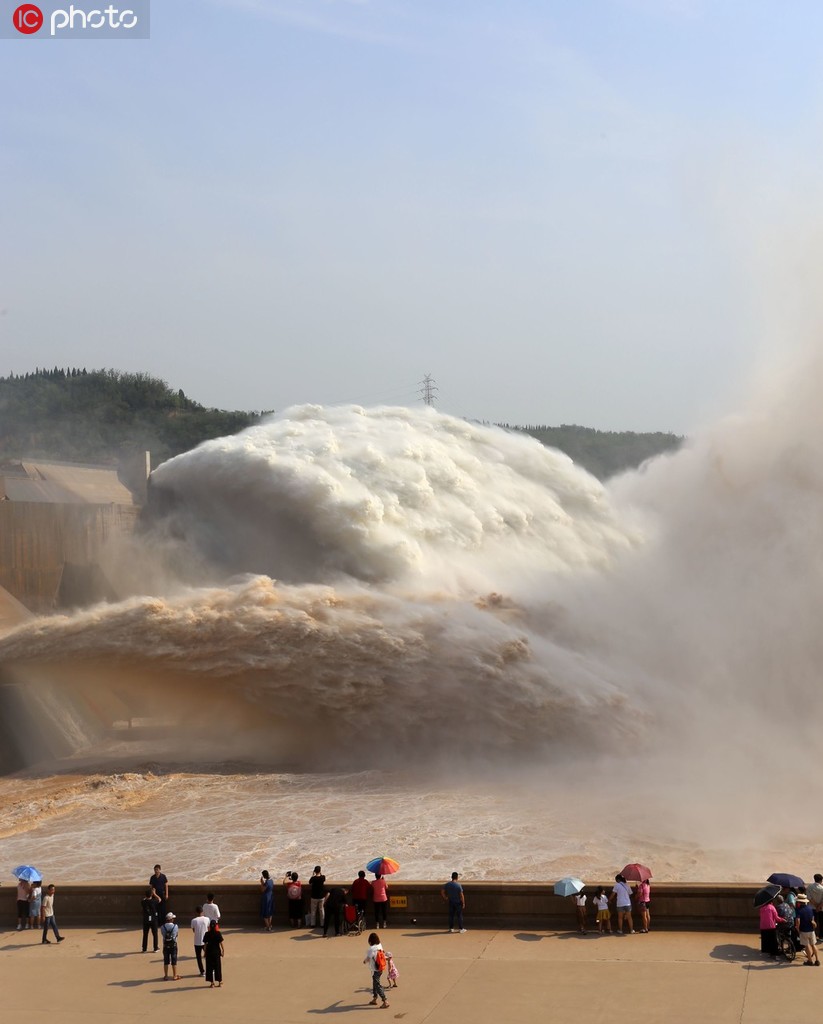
[3,0,823,432]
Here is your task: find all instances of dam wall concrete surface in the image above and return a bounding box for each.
[0,882,760,932]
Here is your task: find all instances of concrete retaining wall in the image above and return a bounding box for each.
[1,882,760,932]
[0,501,140,614]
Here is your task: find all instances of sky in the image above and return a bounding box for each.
[3,0,823,433]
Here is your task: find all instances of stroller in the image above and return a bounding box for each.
[343,903,366,936]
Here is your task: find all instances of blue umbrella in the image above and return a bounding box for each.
[767,872,805,889]
[12,865,41,883]
[554,877,585,897]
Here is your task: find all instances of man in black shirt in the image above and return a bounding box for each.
[141,887,160,952]
[150,864,169,921]
[323,886,347,937]
[309,866,327,929]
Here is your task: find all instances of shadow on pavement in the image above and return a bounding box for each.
[89,950,143,959]
[308,1000,374,1014]
[710,943,765,963]
[108,978,162,988]
[153,983,214,993]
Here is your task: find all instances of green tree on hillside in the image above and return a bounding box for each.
[501,423,683,479]
[0,369,265,467]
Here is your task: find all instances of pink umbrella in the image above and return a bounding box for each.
[621,863,652,882]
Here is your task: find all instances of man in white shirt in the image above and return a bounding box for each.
[203,894,221,926]
[41,884,64,944]
[191,906,210,977]
[807,874,823,935]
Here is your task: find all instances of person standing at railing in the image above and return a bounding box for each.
[441,872,466,933]
[149,864,169,921]
[372,874,389,929]
[309,866,327,930]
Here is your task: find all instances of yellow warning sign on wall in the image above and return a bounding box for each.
[389,896,408,908]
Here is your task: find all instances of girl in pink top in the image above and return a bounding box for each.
[635,880,651,933]
[372,875,389,929]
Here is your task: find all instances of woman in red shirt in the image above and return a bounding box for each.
[351,871,373,922]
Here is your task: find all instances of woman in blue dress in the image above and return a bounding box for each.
[260,870,274,931]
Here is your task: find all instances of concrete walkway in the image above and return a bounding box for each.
[0,923,811,1023]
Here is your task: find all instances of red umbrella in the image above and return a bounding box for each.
[621,863,652,882]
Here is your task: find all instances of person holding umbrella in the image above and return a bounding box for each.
[12,866,40,931]
[635,878,651,933]
[754,884,782,959]
[372,874,389,929]
[621,863,652,934]
[554,878,586,934]
[366,858,399,930]
[760,898,782,959]
[16,876,31,931]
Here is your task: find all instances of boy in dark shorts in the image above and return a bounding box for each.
[159,912,180,980]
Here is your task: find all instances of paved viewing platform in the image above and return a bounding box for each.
[0,924,809,1024]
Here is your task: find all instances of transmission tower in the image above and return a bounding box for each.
[419,374,438,406]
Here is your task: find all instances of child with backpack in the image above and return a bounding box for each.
[363,931,390,1008]
[284,872,303,928]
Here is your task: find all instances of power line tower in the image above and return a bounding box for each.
[419,374,438,406]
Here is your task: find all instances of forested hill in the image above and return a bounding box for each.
[508,423,683,479]
[0,369,682,478]
[0,369,263,467]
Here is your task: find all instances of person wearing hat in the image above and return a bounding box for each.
[159,912,180,981]
[795,893,820,966]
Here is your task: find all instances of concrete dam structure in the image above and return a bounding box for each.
[0,453,150,773]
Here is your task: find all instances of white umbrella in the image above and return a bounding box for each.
[554,877,585,897]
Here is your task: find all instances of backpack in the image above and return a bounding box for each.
[162,924,177,949]
[374,948,386,973]
[288,883,301,900]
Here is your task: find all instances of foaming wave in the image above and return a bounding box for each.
[148,405,635,588]
[0,575,635,763]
